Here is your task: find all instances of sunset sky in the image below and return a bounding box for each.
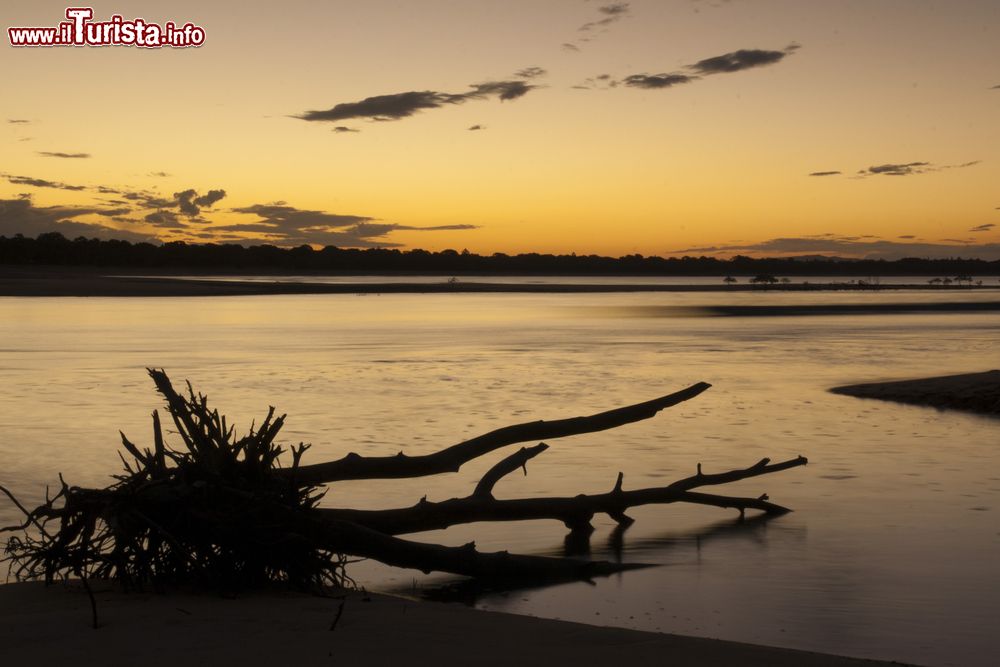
[2,0,999,259]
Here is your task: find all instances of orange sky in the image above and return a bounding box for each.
[2,0,999,259]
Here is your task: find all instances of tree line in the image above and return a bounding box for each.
[2,231,999,276]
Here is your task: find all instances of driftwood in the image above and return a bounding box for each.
[319,453,807,535]
[285,381,711,484]
[1,370,807,592]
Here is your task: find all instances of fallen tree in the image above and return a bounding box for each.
[2,370,807,594]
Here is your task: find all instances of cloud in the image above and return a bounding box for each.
[392,224,478,231]
[148,171,171,177]
[7,119,31,124]
[143,211,187,228]
[970,223,995,232]
[806,160,979,179]
[468,80,536,101]
[193,189,226,208]
[992,84,1000,89]
[0,196,155,242]
[690,48,789,75]
[2,174,87,191]
[864,162,931,176]
[297,71,540,124]
[227,202,476,247]
[563,3,631,51]
[898,235,916,239]
[173,188,227,216]
[515,67,547,79]
[615,44,797,93]
[579,2,631,32]
[854,160,979,177]
[672,236,1000,260]
[467,124,485,131]
[37,151,91,159]
[622,73,695,89]
[332,126,359,133]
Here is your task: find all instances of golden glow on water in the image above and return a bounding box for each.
[1,292,999,665]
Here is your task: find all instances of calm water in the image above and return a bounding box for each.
[1,288,998,666]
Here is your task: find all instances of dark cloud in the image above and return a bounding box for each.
[672,236,1000,260]
[808,160,980,179]
[227,202,476,247]
[332,126,359,133]
[574,73,621,90]
[120,191,175,208]
[898,235,916,239]
[515,67,547,79]
[392,224,478,231]
[992,85,1000,89]
[623,73,695,89]
[173,189,201,216]
[298,91,465,122]
[939,160,981,170]
[0,196,155,242]
[468,80,535,101]
[565,3,631,51]
[297,75,538,123]
[970,223,995,232]
[579,2,631,32]
[173,188,227,216]
[855,160,979,177]
[614,45,796,93]
[865,162,931,176]
[37,151,91,159]
[143,211,186,229]
[689,48,789,75]
[467,124,485,131]
[2,174,86,191]
[193,189,226,208]
[148,171,171,177]
[7,119,31,124]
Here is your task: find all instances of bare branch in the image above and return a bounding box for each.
[473,443,549,499]
[318,455,808,535]
[288,382,712,484]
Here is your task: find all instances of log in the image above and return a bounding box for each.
[286,382,712,484]
[313,518,648,580]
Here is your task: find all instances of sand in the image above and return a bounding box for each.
[831,370,1000,417]
[0,581,910,666]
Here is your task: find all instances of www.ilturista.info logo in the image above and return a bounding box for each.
[8,7,205,48]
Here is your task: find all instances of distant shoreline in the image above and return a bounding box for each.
[1,267,999,298]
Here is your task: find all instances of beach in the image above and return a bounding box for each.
[0,581,910,666]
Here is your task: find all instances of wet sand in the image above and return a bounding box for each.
[0,582,911,666]
[831,370,1000,417]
